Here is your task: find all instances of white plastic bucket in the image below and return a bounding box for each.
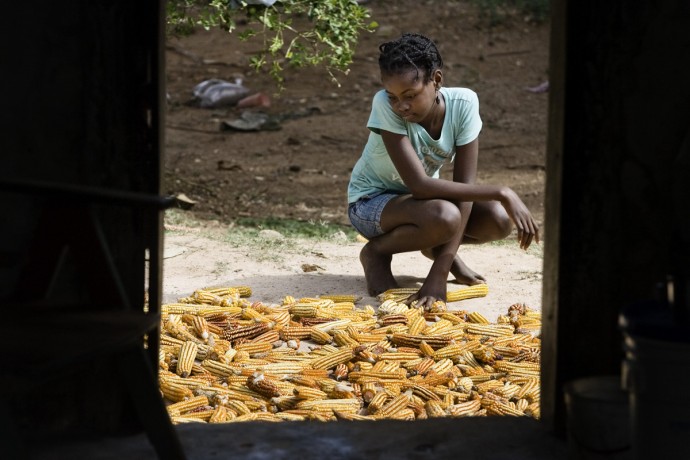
[623,334,690,460]
[564,376,631,459]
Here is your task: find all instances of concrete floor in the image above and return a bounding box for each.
[27,417,568,460]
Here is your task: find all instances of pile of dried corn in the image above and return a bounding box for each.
[158,285,541,424]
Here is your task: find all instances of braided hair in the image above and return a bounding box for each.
[378,33,443,83]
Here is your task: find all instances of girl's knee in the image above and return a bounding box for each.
[428,201,462,239]
[496,212,513,239]
[480,205,513,242]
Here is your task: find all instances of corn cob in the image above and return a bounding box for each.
[376,392,411,417]
[241,307,272,323]
[466,324,515,338]
[310,347,354,370]
[378,299,411,315]
[421,319,455,336]
[493,361,540,377]
[467,311,490,324]
[293,386,329,400]
[333,411,375,421]
[332,330,360,347]
[332,363,349,381]
[180,408,216,422]
[413,357,436,376]
[201,359,240,378]
[405,315,425,336]
[425,399,447,418]
[456,376,474,393]
[279,326,313,341]
[372,361,401,373]
[312,318,352,333]
[319,294,360,303]
[446,284,489,302]
[447,399,482,417]
[227,413,282,423]
[192,290,224,306]
[377,287,418,302]
[289,303,321,318]
[294,398,362,414]
[170,416,206,425]
[249,329,280,344]
[166,395,210,417]
[348,369,407,382]
[512,377,539,400]
[234,342,272,356]
[389,333,453,349]
[377,351,422,363]
[208,406,231,423]
[366,391,390,413]
[309,327,333,345]
[405,383,441,402]
[160,381,194,402]
[433,342,476,361]
[176,341,199,378]
[360,381,380,403]
[377,313,409,327]
[525,402,541,419]
[223,322,272,342]
[485,401,525,417]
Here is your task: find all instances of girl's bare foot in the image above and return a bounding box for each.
[421,249,485,286]
[360,243,398,296]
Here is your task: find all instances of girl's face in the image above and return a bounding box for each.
[382,68,441,125]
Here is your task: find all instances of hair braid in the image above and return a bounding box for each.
[378,33,444,83]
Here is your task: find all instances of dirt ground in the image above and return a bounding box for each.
[162,1,550,317]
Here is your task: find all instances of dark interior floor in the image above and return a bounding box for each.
[26,417,568,460]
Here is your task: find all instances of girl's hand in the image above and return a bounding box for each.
[404,276,447,311]
[499,187,540,250]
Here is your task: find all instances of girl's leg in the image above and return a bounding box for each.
[422,200,513,285]
[360,195,462,296]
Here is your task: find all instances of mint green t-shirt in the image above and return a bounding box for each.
[347,87,482,203]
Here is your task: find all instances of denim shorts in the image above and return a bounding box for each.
[348,192,400,239]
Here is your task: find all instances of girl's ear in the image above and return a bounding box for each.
[433,70,443,88]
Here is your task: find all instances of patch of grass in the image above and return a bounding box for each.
[164,209,205,229]
[487,236,544,258]
[221,226,300,263]
[235,217,359,241]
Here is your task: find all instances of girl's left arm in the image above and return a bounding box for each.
[453,138,479,185]
[451,138,479,236]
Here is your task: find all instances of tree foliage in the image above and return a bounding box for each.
[166,0,377,88]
